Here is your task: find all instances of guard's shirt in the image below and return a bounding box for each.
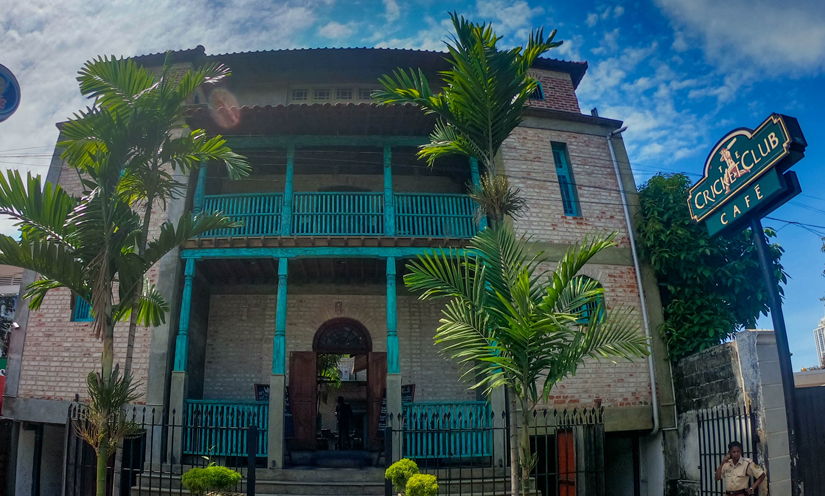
[721,457,764,491]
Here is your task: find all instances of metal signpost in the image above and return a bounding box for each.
[689,114,808,495]
[0,64,21,123]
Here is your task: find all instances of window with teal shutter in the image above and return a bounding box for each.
[552,143,581,216]
[572,276,605,325]
[72,296,93,322]
[529,81,545,100]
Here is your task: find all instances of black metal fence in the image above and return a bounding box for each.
[697,403,758,496]
[384,407,605,496]
[796,386,825,495]
[64,404,261,496]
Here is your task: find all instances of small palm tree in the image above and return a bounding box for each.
[404,224,649,494]
[66,53,250,377]
[374,13,561,223]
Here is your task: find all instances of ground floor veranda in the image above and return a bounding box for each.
[168,250,505,468]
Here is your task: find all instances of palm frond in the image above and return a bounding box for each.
[144,212,239,267]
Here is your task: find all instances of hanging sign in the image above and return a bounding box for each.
[689,114,807,236]
[0,64,21,123]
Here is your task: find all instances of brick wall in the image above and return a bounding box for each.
[16,163,168,402]
[503,127,630,247]
[201,290,474,402]
[527,69,581,114]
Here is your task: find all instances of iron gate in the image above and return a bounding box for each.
[796,387,825,494]
[697,403,758,496]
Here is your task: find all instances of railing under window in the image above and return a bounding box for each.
[402,401,493,459]
[202,193,284,237]
[395,193,476,238]
[183,399,268,457]
[199,192,479,238]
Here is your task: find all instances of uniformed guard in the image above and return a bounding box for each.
[714,441,766,495]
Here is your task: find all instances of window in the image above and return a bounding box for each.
[313,88,331,101]
[572,276,605,325]
[552,143,581,216]
[292,88,308,101]
[72,296,93,322]
[358,88,374,101]
[336,88,353,100]
[529,81,545,100]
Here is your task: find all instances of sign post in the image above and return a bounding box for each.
[689,114,807,496]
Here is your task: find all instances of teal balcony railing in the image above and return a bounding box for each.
[200,192,478,238]
[182,399,268,457]
[202,193,283,237]
[402,401,492,459]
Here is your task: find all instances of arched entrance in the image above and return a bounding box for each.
[289,319,386,455]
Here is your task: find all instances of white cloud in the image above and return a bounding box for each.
[476,0,544,37]
[655,0,825,74]
[383,0,401,22]
[585,13,598,27]
[319,21,354,39]
[613,5,624,18]
[372,16,451,51]
[591,28,620,55]
[0,0,322,236]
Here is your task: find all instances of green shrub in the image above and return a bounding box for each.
[385,458,420,493]
[181,465,242,496]
[406,474,438,496]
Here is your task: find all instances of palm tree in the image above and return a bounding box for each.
[404,224,649,495]
[66,53,250,377]
[374,13,561,222]
[0,115,237,495]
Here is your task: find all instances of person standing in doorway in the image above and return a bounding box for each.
[335,396,352,449]
[714,441,766,495]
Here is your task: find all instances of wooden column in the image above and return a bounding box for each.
[173,258,195,372]
[281,144,295,236]
[273,258,288,374]
[384,145,395,236]
[470,157,488,230]
[193,165,208,214]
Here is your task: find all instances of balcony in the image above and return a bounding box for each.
[200,192,478,239]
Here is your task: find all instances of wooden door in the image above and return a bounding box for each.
[289,351,317,450]
[366,352,387,450]
[557,429,576,496]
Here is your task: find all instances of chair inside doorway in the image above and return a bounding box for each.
[289,318,387,462]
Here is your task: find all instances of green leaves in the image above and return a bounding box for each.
[636,173,786,359]
[405,224,647,408]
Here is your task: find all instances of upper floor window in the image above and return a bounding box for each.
[289,86,377,104]
[572,276,605,325]
[336,88,353,100]
[529,81,545,100]
[292,88,308,101]
[72,296,93,322]
[552,142,581,217]
[313,88,331,101]
[358,88,374,101]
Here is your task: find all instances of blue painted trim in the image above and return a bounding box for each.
[281,144,294,236]
[552,143,581,217]
[181,246,468,260]
[273,258,288,375]
[193,165,208,214]
[383,146,395,236]
[386,256,399,374]
[174,259,196,372]
[469,157,488,231]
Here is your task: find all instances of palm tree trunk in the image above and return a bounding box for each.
[124,192,154,377]
[519,399,533,496]
[96,442,109,496]
[508,389,520,496]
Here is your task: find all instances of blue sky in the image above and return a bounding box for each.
[1,0,824,368]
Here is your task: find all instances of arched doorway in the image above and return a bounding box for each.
[289,319,386,455]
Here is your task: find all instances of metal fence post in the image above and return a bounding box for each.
[247,424,257,496]
[385,424,394,496]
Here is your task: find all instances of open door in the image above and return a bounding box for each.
[289,351,317,450]
[366,351,387,450]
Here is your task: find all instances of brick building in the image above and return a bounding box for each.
[2,47,676,495]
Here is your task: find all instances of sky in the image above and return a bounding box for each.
[1,0,824,369]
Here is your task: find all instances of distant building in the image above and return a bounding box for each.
[814,311,825,368]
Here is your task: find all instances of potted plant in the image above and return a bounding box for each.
[181,465,243,496]
[406,474,438,496]
[385,458,420,495]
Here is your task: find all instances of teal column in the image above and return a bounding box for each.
[281,144,295,236]
[383,145,395,236]
[470,157,488,230]
[173,258,196,371]
[386,257,399,374]
[273,258,288,374]
[193,164,208,214]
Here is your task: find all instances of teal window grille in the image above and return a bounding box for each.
[552,143,581,216]
[529,81,545,100]
[573,276,604,325]
[72,296,93,322]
